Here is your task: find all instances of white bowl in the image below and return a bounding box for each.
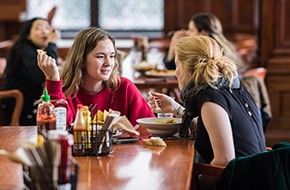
[136,117,182,137]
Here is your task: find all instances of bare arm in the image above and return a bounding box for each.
[198,102,235,189]
[201,101,235,166]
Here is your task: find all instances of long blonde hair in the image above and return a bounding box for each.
[175,35,238,89]
[60,27,120,97]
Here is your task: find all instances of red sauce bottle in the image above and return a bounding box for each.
[36,88,56,134]
[51,99,68,131]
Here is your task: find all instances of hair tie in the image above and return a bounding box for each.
[198,58,207,64]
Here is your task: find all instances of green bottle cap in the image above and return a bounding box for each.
[41,88,50,102]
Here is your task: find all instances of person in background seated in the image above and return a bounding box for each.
[164,12,245,74]
[149,36,266,189]
[37,27,154,138]
[2,17,59,125]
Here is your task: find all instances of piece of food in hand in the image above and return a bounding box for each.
[37,49,47,54]
[143,137,166,147]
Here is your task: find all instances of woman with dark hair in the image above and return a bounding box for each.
[164,12,244,73]
[2,17,59,125]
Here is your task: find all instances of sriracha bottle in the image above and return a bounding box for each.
[36,88,56,135]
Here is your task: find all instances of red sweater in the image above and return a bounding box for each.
[46,77,154,138]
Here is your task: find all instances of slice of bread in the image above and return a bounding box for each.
[143,137,166,147]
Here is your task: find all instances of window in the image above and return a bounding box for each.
[25,0,164,38]
[25,0,90,30]
[98,0,164,31]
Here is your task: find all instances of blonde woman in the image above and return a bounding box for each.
[149,36,266,166]
[164,12,244,73]
[38,27,154,138]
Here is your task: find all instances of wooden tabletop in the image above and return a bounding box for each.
[75,139,195,190]
[0,126,37,190]
[0,126,195,190]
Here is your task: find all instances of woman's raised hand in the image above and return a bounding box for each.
[37,52,60,81]
[148,92,181,114]
[48,28,61,43]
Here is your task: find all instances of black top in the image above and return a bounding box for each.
[163,54,176,70]
[2,41,58,125]
[194,85,266,163]
[4,41,57,92]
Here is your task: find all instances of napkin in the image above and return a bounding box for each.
[111,116,140,136]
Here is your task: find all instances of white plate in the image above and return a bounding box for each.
[145,70,176,78]
[136,117,181,137]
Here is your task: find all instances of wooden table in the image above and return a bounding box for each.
[0,126,37,190]
[0,126,195,190]
[75,139,195,190]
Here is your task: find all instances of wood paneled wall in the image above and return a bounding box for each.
[0,0,25,41]
[261,0,290,145]
[164,0,259,35]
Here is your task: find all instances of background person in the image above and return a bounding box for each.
[2,17,59,125]
[164,12,245,73]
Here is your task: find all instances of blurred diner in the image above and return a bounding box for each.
[1,17,60,126]
[163,12,245,74]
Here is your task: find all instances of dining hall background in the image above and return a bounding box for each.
[0,0,289,146]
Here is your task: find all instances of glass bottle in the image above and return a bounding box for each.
[36,88,56,135]
[131,36,142,65]
[72,104,86,156]
[51,99,68,131]
[141,37,149,62]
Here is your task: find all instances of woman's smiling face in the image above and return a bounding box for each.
[84,38,116,82]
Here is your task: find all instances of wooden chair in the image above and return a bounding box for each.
[0,89,24,126]
[47,6,57,24]
[191,162,225,190]
[191,146,273,190]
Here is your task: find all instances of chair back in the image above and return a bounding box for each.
[216,142,290,190]
[0,89,23,126]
